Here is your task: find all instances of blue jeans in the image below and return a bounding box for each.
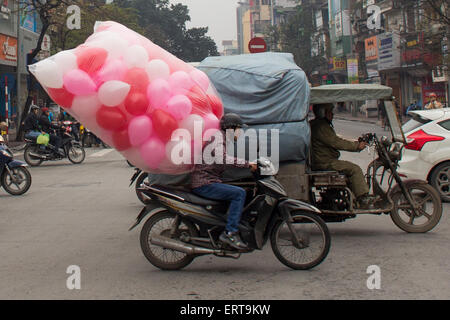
[24,131,41,140]
[193,183,247,233]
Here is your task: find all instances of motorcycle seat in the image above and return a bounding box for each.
[151,185,224,206]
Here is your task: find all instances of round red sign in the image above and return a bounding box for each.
[248,37,267,53]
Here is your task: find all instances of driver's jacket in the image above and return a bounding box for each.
[310,118,359,167]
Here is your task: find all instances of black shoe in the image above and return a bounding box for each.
[357,195,377,209]
[219,231,248,250]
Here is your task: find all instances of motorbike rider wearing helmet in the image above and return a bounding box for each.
[191,113,257,250]
[310,103,375,208]
[39,107,64,157]
[23,105,44,140]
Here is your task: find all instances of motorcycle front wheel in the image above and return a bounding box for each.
[271,211,331,270]
[390,182,442,233]
[1,167,32,196]
[68,144,86,164]
[140,210,198,270]
[23,145,44,167]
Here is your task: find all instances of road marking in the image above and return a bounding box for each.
[90,149,114,158]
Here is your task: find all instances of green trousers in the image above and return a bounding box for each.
[315,160,369,198]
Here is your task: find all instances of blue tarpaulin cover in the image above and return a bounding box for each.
[198,52,310,163]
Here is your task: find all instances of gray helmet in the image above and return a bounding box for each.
[220,113,247,130]
[30,105,40,112]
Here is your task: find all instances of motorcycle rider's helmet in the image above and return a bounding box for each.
[41,107,49,113]
[313,103,334,119]
[220,113,247,131]
[30,105,40,113]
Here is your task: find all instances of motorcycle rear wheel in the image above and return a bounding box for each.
[390,182,442,233]
[23,145,44,167]
[1,167,32,196]
[68,145,86,164]
[271,211,331,270]
[140,210,198,270]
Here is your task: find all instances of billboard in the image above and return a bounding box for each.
[0,33,17,64]
[365,36,378,62]
[378,33,401,71]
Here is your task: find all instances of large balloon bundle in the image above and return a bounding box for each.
[29,21,224,174]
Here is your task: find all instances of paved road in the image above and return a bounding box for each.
[1,120,449,300]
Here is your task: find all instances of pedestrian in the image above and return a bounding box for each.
[424,93,443,109]
[378,99,387,129]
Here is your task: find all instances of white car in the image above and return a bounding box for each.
[398,108,450,201]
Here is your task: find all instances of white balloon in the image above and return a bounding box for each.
[53,51,78,76]
[180,114,205,138]
[98,81,131,107]
[29,59,63,89]
[86,35,128,60]
[124,45,149,69]
[146,59,170,81]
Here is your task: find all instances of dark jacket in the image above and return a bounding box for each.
[39,114,58,133]
[23,113,41,133]
[310,118,359,168]
[191,131,250,189]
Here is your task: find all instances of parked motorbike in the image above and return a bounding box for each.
[129,158,331,271]
[23,127,86,166]
[0,136,32,195]
[80,125,108,148]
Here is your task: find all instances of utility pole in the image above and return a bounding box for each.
[16,0,21,141]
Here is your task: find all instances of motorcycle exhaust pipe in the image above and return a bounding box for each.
[28,152,46,159]
[150,234,219,255]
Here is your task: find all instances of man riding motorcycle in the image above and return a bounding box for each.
[310,103,375,208]
[23,105,43,140]
[39,107,64,157]
[191,113,257,250]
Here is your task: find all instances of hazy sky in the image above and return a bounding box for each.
[168,0,241,52]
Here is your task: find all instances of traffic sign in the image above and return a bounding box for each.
[248,37,267,53]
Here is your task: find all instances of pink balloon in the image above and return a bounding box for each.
[140,136,166,169]
[166,95,192,121]
[190,69,210,92]
[128,115,153,147]
[93,59,127,86]
[63,69,97,95]
[147,79,172,110]
[203,113,220,131]
[168,71,193,95]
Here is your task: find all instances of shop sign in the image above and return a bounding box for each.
[378,33,401,71]
[0,34,17,63]
[432,66,448,83]
[347,58,359,84]
[333,57,346,71]
[335,11,343,38]
[365,36,378,62]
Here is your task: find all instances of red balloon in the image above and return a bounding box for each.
[187,85,210,115]
[124,68,149,93]
[77,47,108,75]
[124,92,149,116]
[208,94,224,118]
[96,106,127,131]
[47,87,74,108]
[113,128,131,151]
[152,109,178,142]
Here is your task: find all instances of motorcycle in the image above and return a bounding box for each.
[0,135,32,195]
[129,158,331,271]
[80,125,108,148]
[23,127,86,166]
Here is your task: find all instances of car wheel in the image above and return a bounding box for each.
[430,161,450,202]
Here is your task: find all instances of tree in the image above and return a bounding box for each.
[265,1,326,77]
[115,0,219,61]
